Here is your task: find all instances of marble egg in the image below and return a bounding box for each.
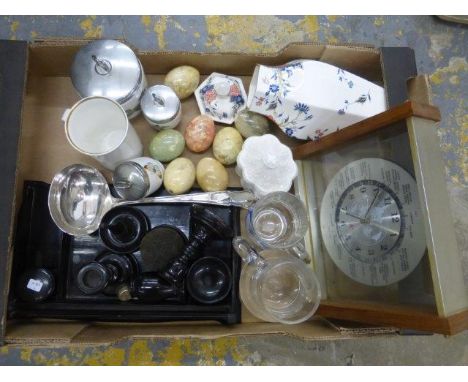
[164,65,200,100]
[196,158,229,192]
[163,158,196,195]
[213,127,243,165]
[149,129,185,163]
[184,115,216,153]
[234,109,271,138]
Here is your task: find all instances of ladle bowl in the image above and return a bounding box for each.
[48,164,256,236]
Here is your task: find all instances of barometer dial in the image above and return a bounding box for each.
[320,158,426,286]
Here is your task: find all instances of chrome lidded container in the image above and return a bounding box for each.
[112,157,165,201]
[140,85,182,130]
[71,39,147,119]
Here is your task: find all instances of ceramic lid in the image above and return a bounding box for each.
[141,85,181,124]
[71,40,142,103]
[113,161,149,200]
[195,72,247,124]
[236,134,298,197]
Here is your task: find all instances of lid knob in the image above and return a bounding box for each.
[92,55,112,76]
[214,81,230,97]
[262,151,279,169]
[152,92,166,107]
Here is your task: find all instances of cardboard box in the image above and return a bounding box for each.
[0,40,461,346]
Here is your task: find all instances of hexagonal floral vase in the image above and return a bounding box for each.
[246,60,387,140]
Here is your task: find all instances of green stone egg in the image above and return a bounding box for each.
[149,129,185,163]
[234,109,271,138]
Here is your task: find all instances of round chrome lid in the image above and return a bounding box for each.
[71,40,142,103]
[112,161,149,201]
[141,85,181,124]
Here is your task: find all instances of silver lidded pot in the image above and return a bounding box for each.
[71,39,147,119]
[140,85,182,130]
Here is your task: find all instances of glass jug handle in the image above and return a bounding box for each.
[232,237,264,265]
[289,242,311,264]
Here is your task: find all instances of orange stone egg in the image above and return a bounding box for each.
[184,115,216,153]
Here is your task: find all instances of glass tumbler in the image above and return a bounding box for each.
[233,237,321,324]
[246,191,310,262]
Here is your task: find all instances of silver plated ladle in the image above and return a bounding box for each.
[48,164,256,236]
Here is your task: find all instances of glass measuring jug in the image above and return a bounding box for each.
[233,237,321,324]
[246,191,310,262]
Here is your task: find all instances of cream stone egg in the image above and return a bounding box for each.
[164,65,200,100]
[213,127,243,165]
[196,158,229,192]
[163,158,196,195]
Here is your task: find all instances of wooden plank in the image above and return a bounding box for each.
[446,309,468,334]
[292,101,441,160]
[318,300,468,335]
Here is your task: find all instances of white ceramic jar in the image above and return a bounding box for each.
[140,85,182,130]
[236,134,297,197]
[71,40,147,119]
[113,157,165,200]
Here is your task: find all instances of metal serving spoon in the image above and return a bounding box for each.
[48,164,256,237]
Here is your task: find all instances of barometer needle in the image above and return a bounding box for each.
[369,221,400,236]
[364,189,380,219]
[339,208,364,222]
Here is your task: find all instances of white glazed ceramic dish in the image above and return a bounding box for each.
[195,73,247,124]
[247,60,387,140]
[236,134,297,197]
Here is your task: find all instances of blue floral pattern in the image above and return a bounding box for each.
[197,74,246,123]
[251,60,385,141]
[337,68,373,115]
[337,92,372,115]
[337,68,355,89]
[253,61,314,137]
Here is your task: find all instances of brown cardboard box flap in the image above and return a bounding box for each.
[1,40,439,345]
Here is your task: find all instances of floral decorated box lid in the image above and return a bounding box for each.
[195,73,247,124]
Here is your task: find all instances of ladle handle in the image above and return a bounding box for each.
[115,191,256,209]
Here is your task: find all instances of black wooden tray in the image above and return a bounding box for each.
[8,181,241,324]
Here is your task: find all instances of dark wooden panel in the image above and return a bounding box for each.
[380,47,417,107]
[0,40,29,345]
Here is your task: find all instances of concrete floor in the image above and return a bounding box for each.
[0,15,467,365]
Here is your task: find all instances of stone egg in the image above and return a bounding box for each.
[149,129,185,163]
[234,109,271,138]
[213,127,243,165]
[163,158,196,195]
[164,65,200,100]
[196,158,229,192]
[184,115,216,153]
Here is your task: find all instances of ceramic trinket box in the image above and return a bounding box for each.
[195,73,247,124]
[236,134,297,197]
[247,60,387,140]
